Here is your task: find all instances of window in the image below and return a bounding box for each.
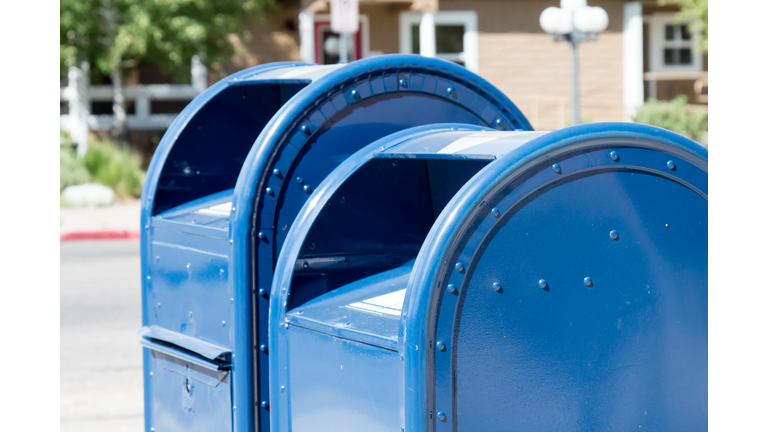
[313,14,370,64]
[646,13,702,73]
[399,11,478,72]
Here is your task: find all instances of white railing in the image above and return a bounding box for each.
[60,56,208,156]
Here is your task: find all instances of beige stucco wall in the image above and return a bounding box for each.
[442,0,625,128]
[210,8,302,82]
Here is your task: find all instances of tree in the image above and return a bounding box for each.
[61,0,275,144]
[660,0,708,52]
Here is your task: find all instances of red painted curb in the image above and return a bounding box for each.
[60,230,141,241]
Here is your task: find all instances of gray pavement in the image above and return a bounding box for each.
[61,240,144,432]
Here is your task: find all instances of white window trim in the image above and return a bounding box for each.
[314,14,371,62]
[399,11,479,73]
[645,12,702,74]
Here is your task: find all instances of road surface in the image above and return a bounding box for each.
[61,240,143,432]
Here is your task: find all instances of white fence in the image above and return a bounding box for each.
[60,56,208,156]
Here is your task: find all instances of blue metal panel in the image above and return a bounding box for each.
[400,122,708,432]
[147,241,231,348]
[286,325,403,432]
[145,347,233,432]
[455,171,706,430]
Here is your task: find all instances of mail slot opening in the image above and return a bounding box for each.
[287,156,490,310]
[153,81,309,215]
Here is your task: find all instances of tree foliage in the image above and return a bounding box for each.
[60,0,276,79]
[632,95,708,143]
[660,0,708,52]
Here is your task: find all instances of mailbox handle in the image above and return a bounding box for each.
[140,338,231,372]
[138,325,232,372]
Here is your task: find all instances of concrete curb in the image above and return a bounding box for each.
[60,231,140,241]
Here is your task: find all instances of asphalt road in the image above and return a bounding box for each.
[61,240,144,432]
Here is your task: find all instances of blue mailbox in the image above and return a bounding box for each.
[139,55,532,432]
[269,122,707,431]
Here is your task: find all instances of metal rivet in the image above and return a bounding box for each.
[436,341,446,351]
[303,185,312,194]
[157,302,161,308]
[296,177,303,184]
[493,282,502,292]
[231,207,236,212]
[584,277,594,288]
[610,150,620,161]
[446,87,454,96]
[147,275,151,280]
[280,385,285,393]
[259,288,268,298]
[493,118,503,128]
[258,231,267,241]
[220,269,225,276]
[437,411,447,422]
[351,88,360,100]
[222,321,226,326]
[610,230,620,240]
[189,311,193,317]
[260,344,268,354]
[399,78,408,88]
[455,262,465,273]
[266,187,274,196]
[300,125,311,136]
[186,263,191,269]
[552,163,562,174]
[667,160,676,170]
[491,208,501,218]
[539,279,548,290]
[447,283,456,294]
[261,400,269,410]
[273,168,282,178]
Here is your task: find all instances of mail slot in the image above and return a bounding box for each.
[139,55,533,432]
[269,122,708,431]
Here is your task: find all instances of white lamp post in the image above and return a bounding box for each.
[540,0,609,125]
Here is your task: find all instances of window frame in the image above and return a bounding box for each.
[645,12,702,74]
[399,11,479,73]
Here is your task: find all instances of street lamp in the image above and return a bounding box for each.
[540,0,609,125]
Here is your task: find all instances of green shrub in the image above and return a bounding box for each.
[60,146,91,191]
[82,138,146,199]
[632,95,708,143]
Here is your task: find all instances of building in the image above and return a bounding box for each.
[61,0,707,147]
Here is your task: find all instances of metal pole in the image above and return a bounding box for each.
[339,32,349,63]
[571,37,580,125]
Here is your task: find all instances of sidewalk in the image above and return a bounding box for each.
[60,200,142,240]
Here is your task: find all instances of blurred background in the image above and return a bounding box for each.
[59,0,707,430]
